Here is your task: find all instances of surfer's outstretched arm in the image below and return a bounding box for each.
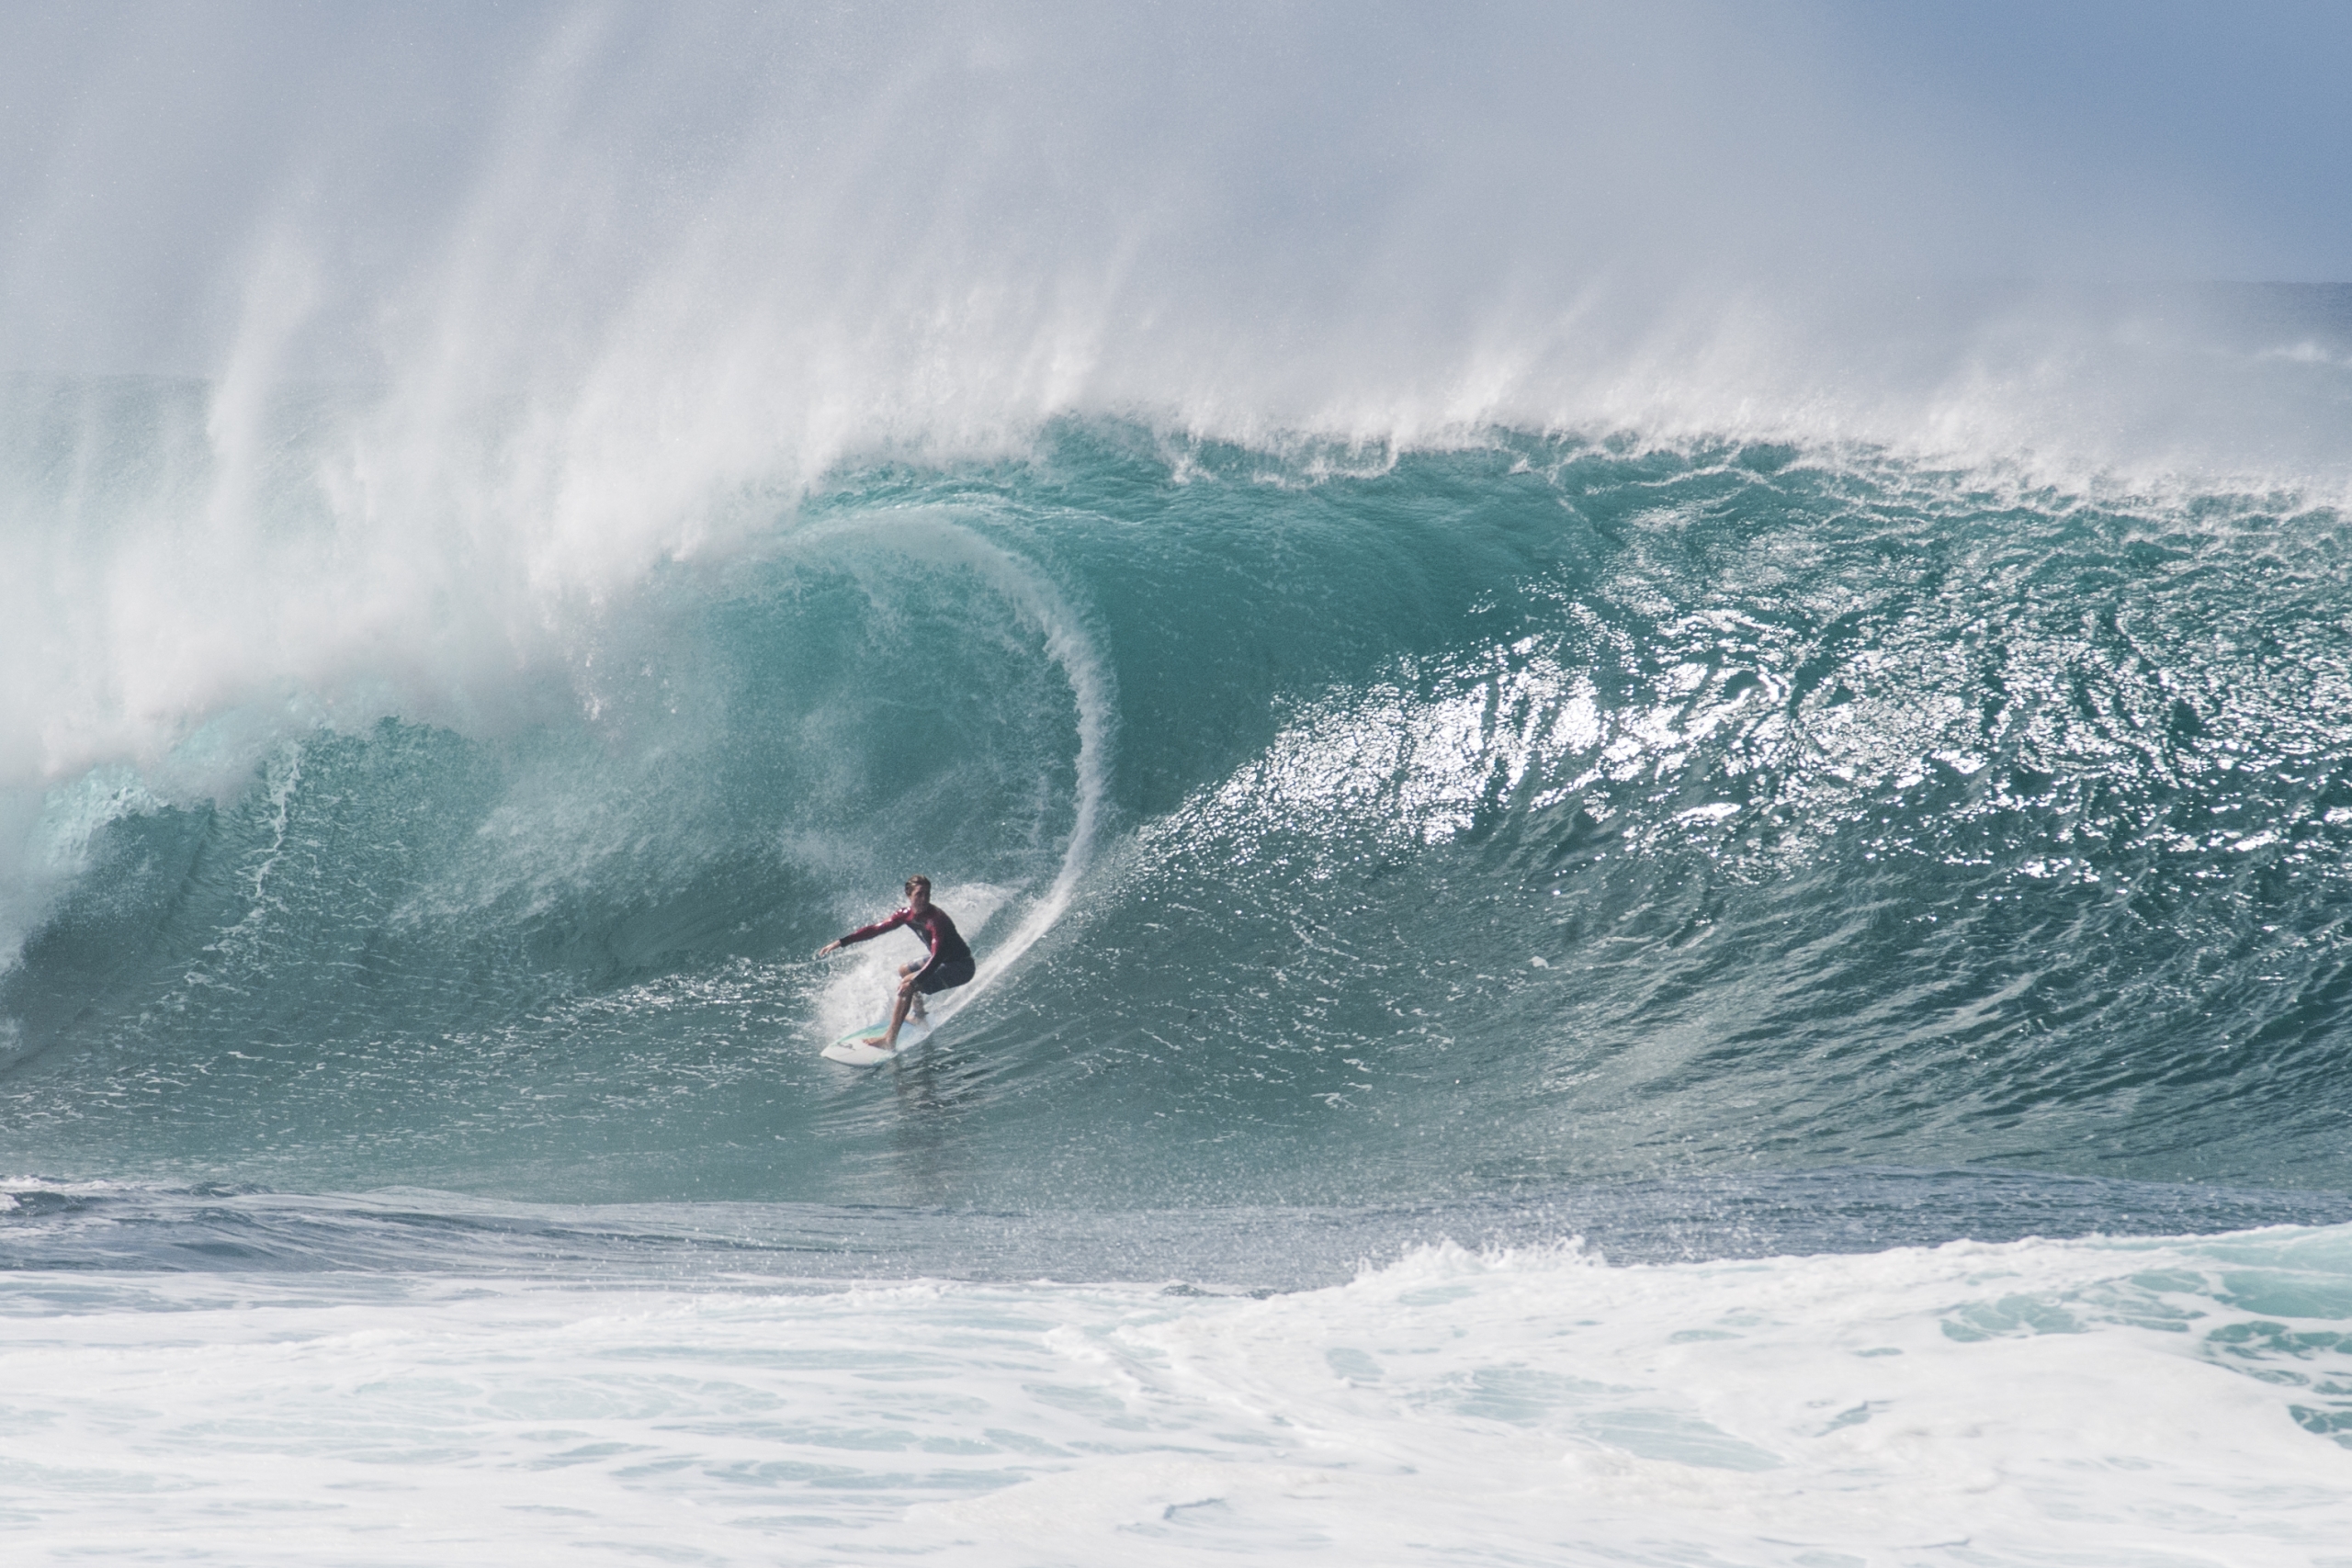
[816,908,911,959]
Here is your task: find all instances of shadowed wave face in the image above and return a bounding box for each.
[7,414,2352,1207]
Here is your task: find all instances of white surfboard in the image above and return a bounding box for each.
[821,1015,932,1066]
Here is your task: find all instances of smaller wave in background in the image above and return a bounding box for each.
[6,1169,2352,1283]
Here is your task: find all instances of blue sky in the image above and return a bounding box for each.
[1824,0,2352,279]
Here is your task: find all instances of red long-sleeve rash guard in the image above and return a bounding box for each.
[837,905,972,980]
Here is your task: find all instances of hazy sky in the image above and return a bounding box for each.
[0,1,2346,380]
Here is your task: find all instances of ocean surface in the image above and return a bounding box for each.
[9,357,2352,1562]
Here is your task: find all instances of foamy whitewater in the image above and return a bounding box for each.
[7,5,2352,1563]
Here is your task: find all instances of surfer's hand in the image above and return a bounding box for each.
[817,941,840,957]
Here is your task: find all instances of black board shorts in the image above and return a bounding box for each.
[913,954,976,994]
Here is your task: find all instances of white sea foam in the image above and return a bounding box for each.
[5,1227,2348,1565]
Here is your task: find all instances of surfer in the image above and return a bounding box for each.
[817,875,976,1049]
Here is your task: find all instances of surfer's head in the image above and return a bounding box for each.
[903,874,932,908]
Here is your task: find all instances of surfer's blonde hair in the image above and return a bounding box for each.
[904,874,932,897]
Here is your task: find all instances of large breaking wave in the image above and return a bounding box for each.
[8,409,2352,1209]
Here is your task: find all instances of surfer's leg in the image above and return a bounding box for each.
[880,982,916,1048]
[900,961,935,1023]
[883,964,915,1031]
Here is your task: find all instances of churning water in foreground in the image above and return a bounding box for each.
[8,1183,2352,1565]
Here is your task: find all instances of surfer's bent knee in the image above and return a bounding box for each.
[914,954,977,995]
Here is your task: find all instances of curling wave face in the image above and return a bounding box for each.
[6,412,2352,1206]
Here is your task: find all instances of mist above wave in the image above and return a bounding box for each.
[6,2,2349,467]
[6,3,2350,808]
